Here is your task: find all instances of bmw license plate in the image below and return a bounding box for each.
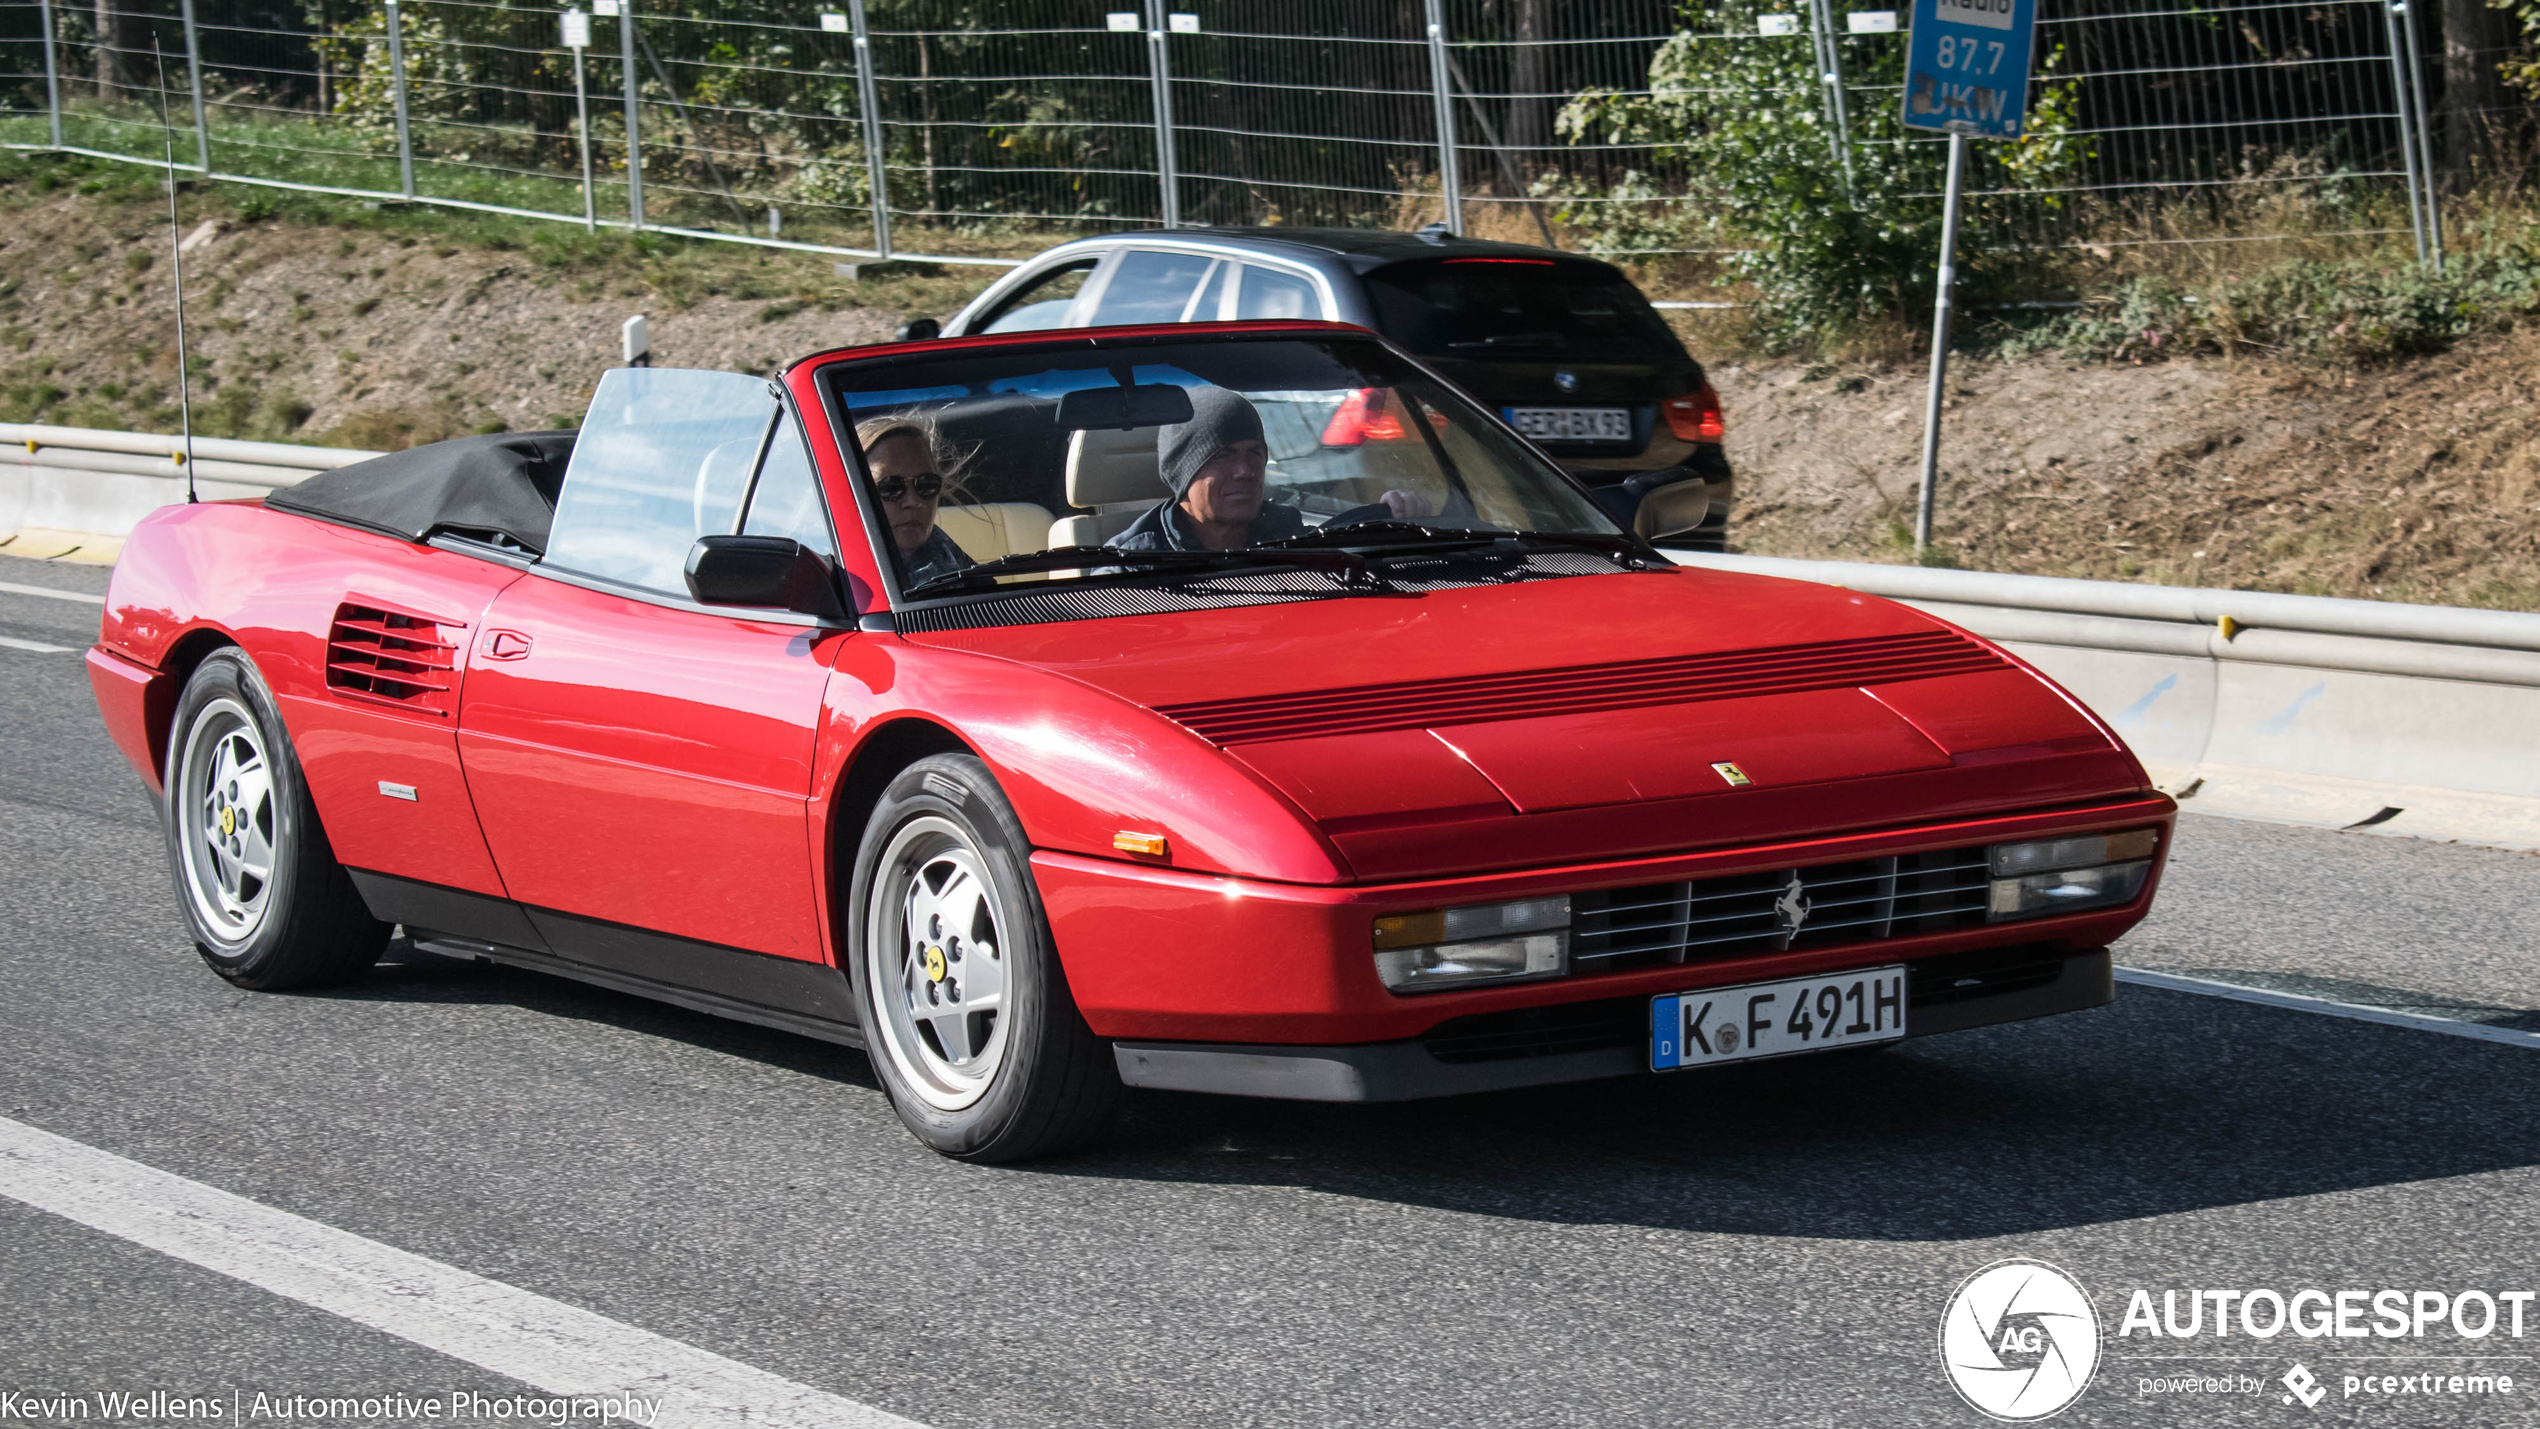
[1651,966,1907,1071]
[1505,406,1631,442]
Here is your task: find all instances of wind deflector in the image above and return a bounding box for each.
[265,430,578,554]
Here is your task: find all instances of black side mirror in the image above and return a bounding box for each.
[684,535,847,620]
[895,316,941,343]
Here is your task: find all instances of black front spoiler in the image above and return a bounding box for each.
[1111,948,2115,1103]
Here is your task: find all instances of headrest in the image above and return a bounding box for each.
[1064,426,1169,508]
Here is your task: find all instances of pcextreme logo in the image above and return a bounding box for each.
[1940,1259,2103,1421]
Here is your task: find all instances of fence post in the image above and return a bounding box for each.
[563,10,595,231]
[1422,0,1461,235]
[849,0,892,259]
[383,0,415,199]
[178,0,209,172]
[1143,0,1179,227]
[2394,0,2441,267]
[1809,0,1856,203]
[2381,1,2428,264]
[618,0,645,229]
[38,0,62,149]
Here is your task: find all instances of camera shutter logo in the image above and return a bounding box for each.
[1939,1259,2101,1420]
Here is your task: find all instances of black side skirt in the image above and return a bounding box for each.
[347,869,863,1050]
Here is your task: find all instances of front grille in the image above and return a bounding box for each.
[1570,845,1993,973]
[1419,943,2066,1064]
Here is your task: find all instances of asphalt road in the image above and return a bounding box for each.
[3,552,2536,1428]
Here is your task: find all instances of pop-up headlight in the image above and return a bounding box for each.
[1372,895,1570,993]
[1987,828,2160,920]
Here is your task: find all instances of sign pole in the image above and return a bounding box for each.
[1913,132,1965,555]
[1900,0,2034,559]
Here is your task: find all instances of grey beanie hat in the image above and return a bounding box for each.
[1157,386,1266,497]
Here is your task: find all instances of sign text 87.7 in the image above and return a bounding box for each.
[1930,34,2009,74]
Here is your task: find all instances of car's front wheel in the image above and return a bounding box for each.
[847,754,1121,1162]
[165,647,390,989]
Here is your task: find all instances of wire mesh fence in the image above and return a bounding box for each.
[0,0,2526,287]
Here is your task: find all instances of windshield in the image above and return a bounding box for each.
[1363,258,1685,362]
[823,334,1625,600]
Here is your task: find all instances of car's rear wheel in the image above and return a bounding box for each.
[848,754,1121,1162]
[166,648,389,989]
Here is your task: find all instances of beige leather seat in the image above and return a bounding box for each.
[1050,427,1169,548]
[934,501,1055,562]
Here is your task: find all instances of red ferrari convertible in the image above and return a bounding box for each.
[89,321,2172,1161]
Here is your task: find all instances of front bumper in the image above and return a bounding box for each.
[1113,945,2114,1101]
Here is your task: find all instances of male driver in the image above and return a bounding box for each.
[1108,386,1430,552]
[1107,386,1300,553]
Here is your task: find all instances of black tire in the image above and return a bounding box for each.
[846,753,1122,1162]
[164,647,390,990]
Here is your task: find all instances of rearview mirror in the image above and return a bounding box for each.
[895,317,941,342]
[1055,383,1195,431]
[684,535,846,620]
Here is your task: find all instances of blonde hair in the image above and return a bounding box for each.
[853,412,974,505]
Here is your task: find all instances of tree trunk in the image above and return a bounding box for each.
[1505,0,1550,175]
[2436,0,2510,182]
[93,0,128,98]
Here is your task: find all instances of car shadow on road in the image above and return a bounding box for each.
[312,940,885,1093]
[1049,987,2540,1242]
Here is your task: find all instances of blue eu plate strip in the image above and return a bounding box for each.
[1651,994,1682,1070]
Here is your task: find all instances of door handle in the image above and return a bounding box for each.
[485,630,533,661]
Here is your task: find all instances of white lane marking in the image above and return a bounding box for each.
[0,1115,932,1429]
[0,634,76,654]
[0,579,107,605]
[2118,967,2540,1050]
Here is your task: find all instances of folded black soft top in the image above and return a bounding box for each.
[265,430,577,554]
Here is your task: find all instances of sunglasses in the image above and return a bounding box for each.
[873,473,944,502]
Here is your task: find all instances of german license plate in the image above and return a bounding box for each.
[1505,406,1631,441]
[1651,966,1907,1070]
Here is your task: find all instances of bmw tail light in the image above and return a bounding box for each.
[1321,387,1410,446]
[1661,382,1726,443]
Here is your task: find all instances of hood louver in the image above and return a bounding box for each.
[1156,630,2006,746]
[325,601,463,716]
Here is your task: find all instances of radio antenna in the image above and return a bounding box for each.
[152,39,198,502]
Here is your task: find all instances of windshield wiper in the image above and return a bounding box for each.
[1445,331,1571,351]
[1261,524,1654,568]
[1254,521,1492,551]
[901,543,1372,599]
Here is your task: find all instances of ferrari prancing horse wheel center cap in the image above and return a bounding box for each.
[218,806,235,837]
[923,945,947,982]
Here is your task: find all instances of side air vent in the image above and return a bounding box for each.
[325,601,462,716]
[1156,630,2006,746]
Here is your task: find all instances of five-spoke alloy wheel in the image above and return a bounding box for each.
[849,754,1121,1161]
[164,648,388,989]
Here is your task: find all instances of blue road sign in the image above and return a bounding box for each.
[1901,0,2036,139]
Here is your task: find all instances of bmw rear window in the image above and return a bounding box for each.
[1363,259,1684,362]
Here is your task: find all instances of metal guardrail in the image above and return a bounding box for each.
[1670,551,2540,852]
[6,428,2533,850]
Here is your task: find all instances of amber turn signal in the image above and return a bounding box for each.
[1112,831,1168,857]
